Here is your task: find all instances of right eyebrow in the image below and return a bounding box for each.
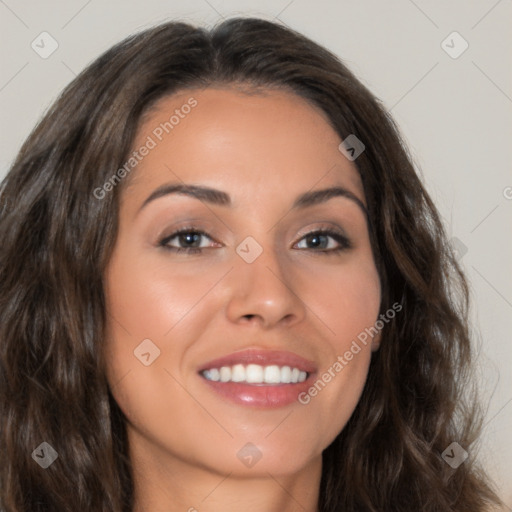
[138,184,231,213]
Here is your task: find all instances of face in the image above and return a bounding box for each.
[104,86,381,479]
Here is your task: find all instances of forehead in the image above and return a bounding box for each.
[124,86,364,207]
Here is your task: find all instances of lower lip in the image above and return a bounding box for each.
[200,376,315,408]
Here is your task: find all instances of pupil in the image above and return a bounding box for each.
[308,234,326,248]
[181,233,200,247]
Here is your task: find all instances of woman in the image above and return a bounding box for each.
[0,17,504,512]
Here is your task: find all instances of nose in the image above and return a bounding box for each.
[224,243,307,329]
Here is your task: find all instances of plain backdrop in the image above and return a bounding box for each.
[1,0,511,506]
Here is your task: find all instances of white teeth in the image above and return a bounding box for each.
[219,366,231,382]
[202,364,309,385]
[205,368,220,382]
[264,365,281,384]
[246,364,263,383]
[280,366,292,383]
[231,364,245,382]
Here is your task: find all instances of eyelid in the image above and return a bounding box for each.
[297,219,351,238]
[295,223,349,241]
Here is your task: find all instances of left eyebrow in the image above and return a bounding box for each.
[292,186,367,217]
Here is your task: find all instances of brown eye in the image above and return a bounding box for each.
[159,228,216,254]
[295,229,351,253]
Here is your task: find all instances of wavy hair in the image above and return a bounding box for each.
[0,17,504,511]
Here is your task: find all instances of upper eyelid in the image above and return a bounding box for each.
[295,223,349,239]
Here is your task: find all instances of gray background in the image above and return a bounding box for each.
[1,0,511,506]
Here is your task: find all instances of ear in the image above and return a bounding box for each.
[371,331,382,352]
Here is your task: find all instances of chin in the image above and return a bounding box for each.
[180,432,324,478]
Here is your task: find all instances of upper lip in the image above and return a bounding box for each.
[198,349,317,374]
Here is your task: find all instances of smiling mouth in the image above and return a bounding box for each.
[197,349,316,407]
[201,364,309,385]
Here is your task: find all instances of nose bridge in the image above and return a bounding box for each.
[241,235,287,286]
[224,233,305,327]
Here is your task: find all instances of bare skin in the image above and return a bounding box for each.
[104,86,381,512]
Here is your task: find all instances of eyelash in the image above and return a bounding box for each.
[158,226,352,255]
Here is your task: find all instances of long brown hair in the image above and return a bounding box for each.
[0,17,504,511]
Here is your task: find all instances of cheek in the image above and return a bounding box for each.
[102,248,221,412]
[103,252,227,466]
[294,255,380,441]
[301,252,381,343]
[104,250,222,343]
